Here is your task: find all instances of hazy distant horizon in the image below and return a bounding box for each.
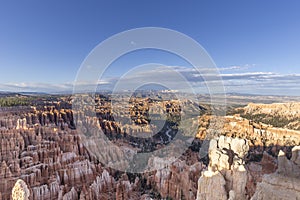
[1,87,300,98]
[1,66,300,96]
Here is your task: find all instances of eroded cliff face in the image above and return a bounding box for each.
[244,102,300,118]
[251,146,300,200]
[197,115,300,147]
[235,102,300,130]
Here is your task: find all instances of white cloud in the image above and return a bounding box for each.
[219,64,256,71]
[1,65,300,96]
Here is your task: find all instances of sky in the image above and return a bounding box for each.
[0,0,300,95]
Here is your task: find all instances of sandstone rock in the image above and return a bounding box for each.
[2,99,300,200]
[209,136,248,171]
[277,149,300,178]
[197,170,227,200]
[251,174,300,200]
[251,146,300,200]
[11,179,30,200]
[246,151,278,197]
[244,102,300,119]
[199,114,300,149]
[197,136,249,200]
[291,146,300,165]
[62,187,77,200]
[146,154,203,200]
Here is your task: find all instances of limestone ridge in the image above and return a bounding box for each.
[197,136,249,200]
[251,146,300,200]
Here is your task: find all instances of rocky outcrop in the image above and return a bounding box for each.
[146,157,203,200]
[197,136,300,200]
[16,118,27,130]
[197,170,228,200]
[197,136,249,200]
[11,179,30,200]
[61,187,77,200]
[246,152,277,197]
[251,146,300,200]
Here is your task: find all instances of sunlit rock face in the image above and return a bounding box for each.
[244,102,300,119]
[251,146,300,200]
[197,136,249,200]
[11,179,30,200]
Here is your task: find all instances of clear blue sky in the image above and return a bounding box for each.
[1,0,300,95]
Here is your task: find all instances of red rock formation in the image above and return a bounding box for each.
[1,100,300,200]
